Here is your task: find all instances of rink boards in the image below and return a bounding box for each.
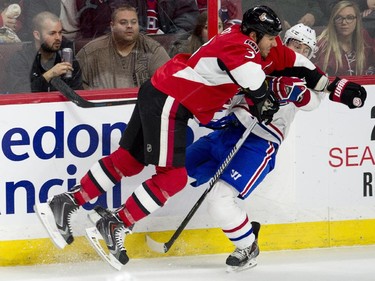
[0,81,375,266]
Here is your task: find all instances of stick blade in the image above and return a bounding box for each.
[145,235,168,253]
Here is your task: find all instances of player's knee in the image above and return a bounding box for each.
[110,147,144,176]
[154,166,188,196]
[207,180,239,222]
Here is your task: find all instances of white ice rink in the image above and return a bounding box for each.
[3,245,375,281]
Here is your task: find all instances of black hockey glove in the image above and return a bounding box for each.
[327,77,367,109]
[247,89,280,125]
[260,91,280,125]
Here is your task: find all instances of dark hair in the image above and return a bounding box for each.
[111,4,138,22]
[32,11,61,32]
[188,11,208,53]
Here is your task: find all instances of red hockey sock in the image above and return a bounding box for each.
[117,166,188,226]
[73,147,144,205]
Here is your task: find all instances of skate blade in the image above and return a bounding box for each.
[34,203,67,249]
[226,258,258,273]
[85,226,123,271]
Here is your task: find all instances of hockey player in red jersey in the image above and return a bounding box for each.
[34,5,283,269]
[33,5,358,270]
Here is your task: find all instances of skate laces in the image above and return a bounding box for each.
[112,214,133,251]
[114,224,126,251]
[231,247,252,261]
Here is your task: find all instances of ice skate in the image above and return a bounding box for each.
[226,221,260,272]
[34,191,79,249]
[85,206,132,270]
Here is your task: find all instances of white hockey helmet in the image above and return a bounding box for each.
[283,23,317,59]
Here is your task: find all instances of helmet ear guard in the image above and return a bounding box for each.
[241,5,282,40]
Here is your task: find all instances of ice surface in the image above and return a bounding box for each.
[2,245,375,281]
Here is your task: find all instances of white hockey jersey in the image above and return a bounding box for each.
[231,90,325,145]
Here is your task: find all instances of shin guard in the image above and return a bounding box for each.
[207,180,255,249]
[74,156,122,204]
[74,148,144,205]
[117,167,188,226]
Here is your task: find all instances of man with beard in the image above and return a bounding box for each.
[5,11,82,94]
[76,5,170,90]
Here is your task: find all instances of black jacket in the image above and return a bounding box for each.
[5,38,83,94]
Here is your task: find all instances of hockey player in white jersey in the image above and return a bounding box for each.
[185,23,367,272]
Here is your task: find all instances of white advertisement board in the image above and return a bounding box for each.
[0,100,212,240]
[0,85,374,241]
[242,85,375,225]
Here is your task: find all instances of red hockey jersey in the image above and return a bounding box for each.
[151,25,318,124]
[152,25,265,124]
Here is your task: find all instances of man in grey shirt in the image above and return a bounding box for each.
[76,5,170,90]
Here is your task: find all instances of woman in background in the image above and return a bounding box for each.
[314,0,374,76]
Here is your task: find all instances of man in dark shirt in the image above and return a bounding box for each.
[5,11,82,94]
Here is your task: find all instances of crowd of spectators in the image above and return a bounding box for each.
[0,0,373,94]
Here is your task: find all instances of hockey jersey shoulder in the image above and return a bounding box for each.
[261,36,297,74]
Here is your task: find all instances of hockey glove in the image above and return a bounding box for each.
[202,113,239,130]
[246,89,280,125]
[260,91,280,125]
[327,77,367,109]
[267,76,307,103]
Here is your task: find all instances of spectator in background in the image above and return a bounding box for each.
[322,0,375,37]
[242,0,325,29]
[169,11,224,57]
[359,0,375,37]
[59,0,80,40]
[196,0,243,27]
[76,0,199,39]
[314,0,374,76]
[5,11,82,93]
[1,1,21,31]
[283,23,317,59]
[17,0,79,41]
[76,5,170,90]
[0,1,21,43]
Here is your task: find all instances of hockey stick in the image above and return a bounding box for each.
[50,77,137,108]
[146,117,258,253]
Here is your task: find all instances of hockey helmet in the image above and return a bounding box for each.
[241,5,282,40]
[283,23,317,59]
